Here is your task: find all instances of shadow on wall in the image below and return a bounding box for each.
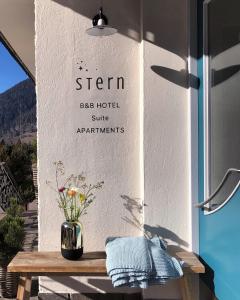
[52,0,188,59]
[52,0,141,42]
[211,65,240,87]
[121,195,189,250]
[120,195,144,234]
[50,1,240,88]
[41,274,141,295]
[206,0,240,58]
[52,0,195,89]
[151,66,200,89]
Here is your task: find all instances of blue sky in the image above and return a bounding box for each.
[0,42,28,93]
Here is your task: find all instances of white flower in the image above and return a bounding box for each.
[70,187,81,193]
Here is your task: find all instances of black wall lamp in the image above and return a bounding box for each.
[86,7,117,36]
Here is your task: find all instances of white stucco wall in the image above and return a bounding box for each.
[36,0,191,299]
[142,2,190,299]
[36,0,142,294]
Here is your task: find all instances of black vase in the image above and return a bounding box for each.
[61,221,83,260]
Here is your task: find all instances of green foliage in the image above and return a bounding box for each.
[30,139,37,163]
[0,198,25,263]
[5,197,23,218]
[0,139,37,204]
[0,141,8,162]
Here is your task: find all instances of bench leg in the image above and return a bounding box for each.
[180,274,199,300]
[17,274,32,300]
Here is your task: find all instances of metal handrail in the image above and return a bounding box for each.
[196,168,240,209]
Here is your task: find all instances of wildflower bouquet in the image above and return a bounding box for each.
[47,161,104,222]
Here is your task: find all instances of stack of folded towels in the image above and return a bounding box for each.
[106,236,183,288]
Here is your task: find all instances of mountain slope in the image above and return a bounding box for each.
[0,79,36,143]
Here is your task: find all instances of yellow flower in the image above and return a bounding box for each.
[79,193,86,203]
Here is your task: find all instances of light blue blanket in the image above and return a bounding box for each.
[106,236,183,288]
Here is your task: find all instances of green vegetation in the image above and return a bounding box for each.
[0,198,25,263]
[0,139,37,205]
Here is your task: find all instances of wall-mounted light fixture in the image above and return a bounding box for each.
[86,7,117,36]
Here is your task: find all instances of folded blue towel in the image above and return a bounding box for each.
[106,236,183,288]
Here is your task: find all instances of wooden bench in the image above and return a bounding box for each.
[7,251,205,300]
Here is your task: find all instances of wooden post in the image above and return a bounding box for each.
[180,274,199,300]
[16,274,32,300]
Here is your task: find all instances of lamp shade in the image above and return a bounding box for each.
[86,7,117,36]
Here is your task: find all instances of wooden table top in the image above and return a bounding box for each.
[7,251,205,275]
[175,251,205,274]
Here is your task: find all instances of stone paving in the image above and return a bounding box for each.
[23,200,39,299]
[22,200,38,252]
